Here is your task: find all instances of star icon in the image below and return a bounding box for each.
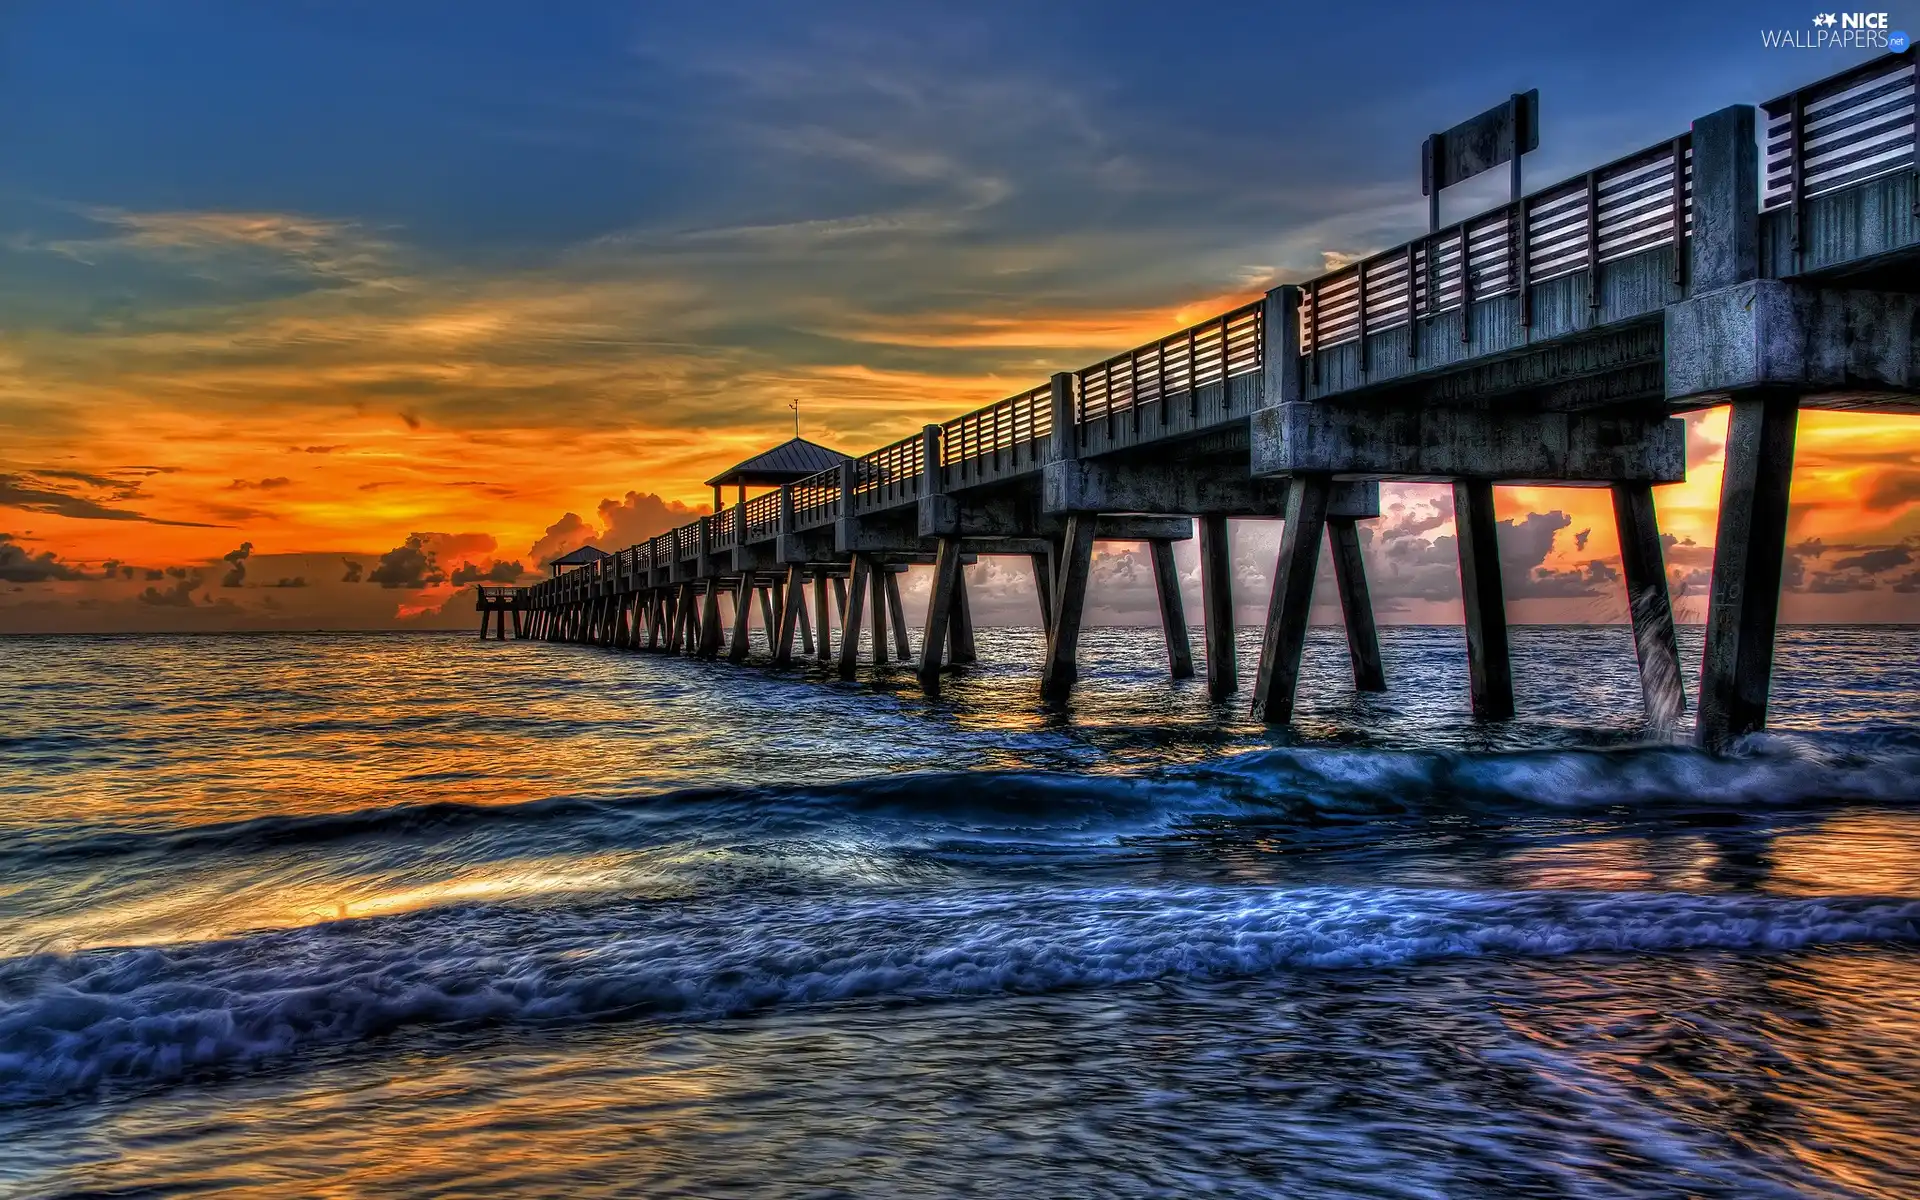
[1813,12,1837,25]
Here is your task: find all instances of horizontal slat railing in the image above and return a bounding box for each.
[1077,302,1263,427]
[1765,51,1917,211]
[1301,133,1692,356]
[942,383,1052,483]
[851,434,924,513]
[675,525,701,562]
[742,490,782,542]
[791,469,840,530]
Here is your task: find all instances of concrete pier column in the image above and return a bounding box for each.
[884,571,912,659]
[478,609,491,640]
[813,572,833,662]
[1253,476,1331,723]
[698,578,724,659]
[1198,515,1237,698]
[869,564,890,666]
[773,564,805,667]
[1040,515,1097,701]
[729,572,755,663]
[948,569,976,665]
[758,584,778,648]
[1028,551,1055,636]
[919,537,963,688]
[838,557,872,679]
[1611,482,1686,726]
[1149,539,1194,679]
[1697,393,1798,749]
[1328,519,1385,692]
[1453,479,1514,719]
[797,582,815,655]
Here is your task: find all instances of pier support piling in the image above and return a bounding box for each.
[1149,539,1194,680]
[1040,515,1096,702]
[1328,519,1385,692]
[728,573,755,663]
[1453,479,1515,719]
[1697,393,1799,749]
[884,571,912,660]
[1028,551,1055,637]
[920,536,963,688]
[1198,515,1237,699]
[798,582,814,655]
[773,565,804,666]
[838,557,871,679]
[698,579,724,659]
[869,564,890,666]
[949,569,976,665]
[1253,476,1331,723]
[1611,482,1685,726]
[813,573,833,662]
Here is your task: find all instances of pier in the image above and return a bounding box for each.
[480,51,1920,749]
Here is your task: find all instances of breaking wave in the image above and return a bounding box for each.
[3,884,1914,1104]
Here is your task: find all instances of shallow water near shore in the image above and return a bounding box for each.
[2,624,1917,1197]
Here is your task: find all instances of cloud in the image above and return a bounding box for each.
[219,541,254,587]
[0,533,85,583]
[268,576,308,588]
[449,560,526,585]
[139,573,202,606]
[528,513,596,568]
[0,472,222,527]
[595,491,709,549]
[368,534,443,589]
[225,477,292,491]
[341,558,364,583]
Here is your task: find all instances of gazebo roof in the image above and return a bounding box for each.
[704,437,851,488]
[550,545,610,566]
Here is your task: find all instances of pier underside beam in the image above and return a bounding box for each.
[1697,393,1799,749]
[1198,515,1236,699]
[1328,518,1385,692]
[1045,460,1379,519]
[1252,476,1331,723]
[1250,402,1686,485]
[1453,479,1515,719]
[1149,540,1194,679]
[1611,482,1685,725]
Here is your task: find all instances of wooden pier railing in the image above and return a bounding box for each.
[507,49,1915,608]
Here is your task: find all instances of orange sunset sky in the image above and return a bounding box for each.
[2,6,1916,632]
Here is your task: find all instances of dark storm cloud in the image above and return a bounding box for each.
[219,541,253,587]
[368,534,445,588]
[341,558,364,583]
[0,472,222,527]
[0,533,85,583]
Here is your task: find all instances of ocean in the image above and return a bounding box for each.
[2,625,1917,1198]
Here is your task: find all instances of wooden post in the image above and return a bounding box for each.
[1697,394,1798,749]
[1198,514,1236,698]
[729,572,755,662]
[813,572,833,661]
[1028,551,1055,636]
[1328,518,1386,692]
[773,564,805,667]
[1453,479,1514,719]
[1040,515,1096,701]
[919,537,963,687]
[1253,476,1332,723]
[1611,482,1685,726]
[838,557,871,679]
[1148,539,1194,679]
[949,568,977,665]
[884,570,911,659]
[869,563,889,665]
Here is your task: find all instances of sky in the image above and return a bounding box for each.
[1,0,1916,632]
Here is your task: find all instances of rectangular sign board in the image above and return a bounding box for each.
[1422,90,1539,195]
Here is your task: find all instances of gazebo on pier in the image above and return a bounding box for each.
[705,437,851,513]
[548,544,609,578]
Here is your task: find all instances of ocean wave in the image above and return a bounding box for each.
[11,737,1918,867]
[2,885,1914,1104]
